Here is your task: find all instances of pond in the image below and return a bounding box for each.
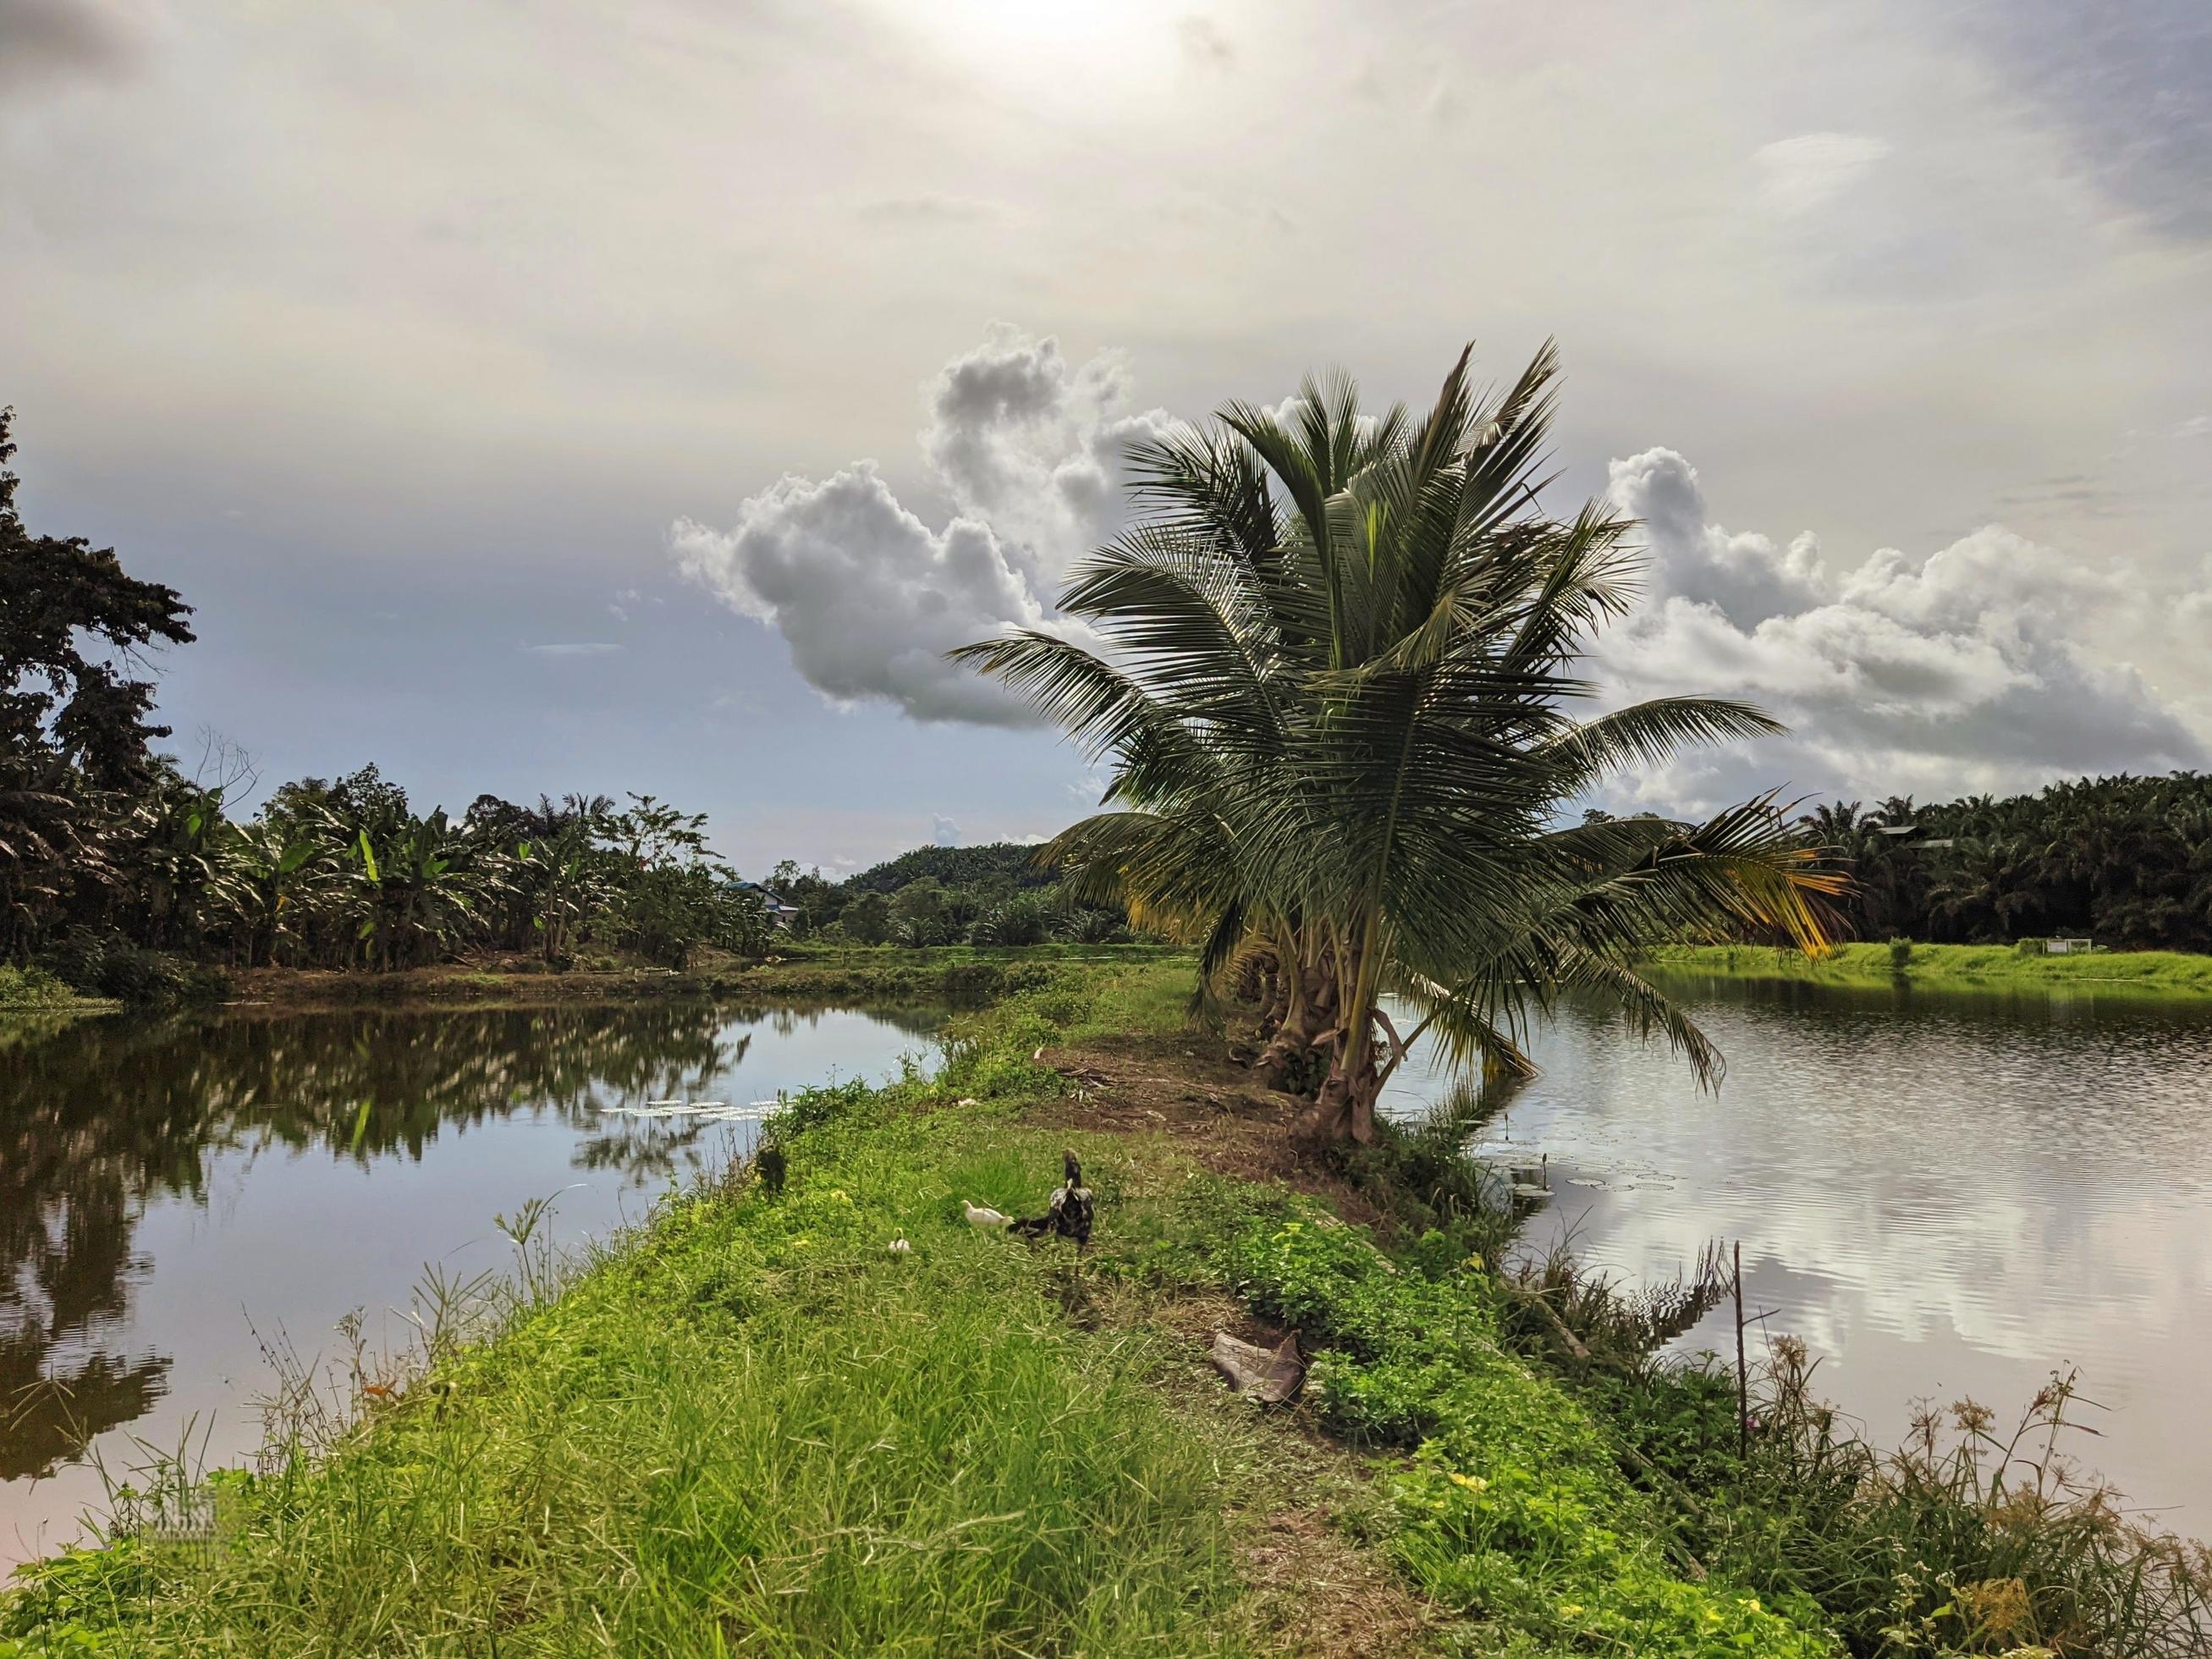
[1381,974,2212,1537]
[0,999,942,1567]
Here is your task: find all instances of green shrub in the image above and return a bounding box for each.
[43,931,227,1006]
[0,965,76,1008]
[1888,937,1914,970]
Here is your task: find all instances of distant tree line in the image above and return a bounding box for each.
[0,407,771,991]
[762,842,1142,947]
[1800,775,2212,951]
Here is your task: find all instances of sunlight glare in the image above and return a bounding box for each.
[883,0,1189,86]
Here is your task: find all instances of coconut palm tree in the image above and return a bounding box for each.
[957,340,1841,1142]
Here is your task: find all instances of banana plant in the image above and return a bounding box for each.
[220,818,333,966]
[341,808,511,971]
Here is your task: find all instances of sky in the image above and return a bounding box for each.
[3,0,2209,873]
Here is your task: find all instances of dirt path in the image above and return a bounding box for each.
[1031,1031,1446,1654]
[1032,1028,1386,1226]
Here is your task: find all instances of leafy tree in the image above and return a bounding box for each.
[842,890,893,945]
[0,408,195,786]
[0,408,194,957]
[606,795,766,967]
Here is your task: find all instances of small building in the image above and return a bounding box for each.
[735,880,804,930]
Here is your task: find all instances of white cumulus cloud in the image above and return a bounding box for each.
[921,323,1172,587]
[674,326,1168,725]
[1594,448,2209,812]
[672,463,1048,727]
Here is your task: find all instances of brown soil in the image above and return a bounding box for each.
[1030,1028,1388,1226]
[1237,1503,1439,1657]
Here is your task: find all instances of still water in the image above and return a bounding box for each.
[1383,975,2212,1535]
[0,1000,940,1566]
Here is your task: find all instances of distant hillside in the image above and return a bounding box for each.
[840,841,1058,896]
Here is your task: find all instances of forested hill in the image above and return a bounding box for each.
[763,841,1129,945]
[839,842,1057,896]
[1808,771,2212,951]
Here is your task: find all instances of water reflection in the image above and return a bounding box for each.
[0,1000,938,1554]
[1381,978,2212,1530]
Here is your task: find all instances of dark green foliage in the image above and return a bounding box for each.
[839,841,1058,897]
[767,843,1136,948]
[0,407,195,959]
[41,929,226,1006]
[1807,774,2212,951]
[0,408,195,789]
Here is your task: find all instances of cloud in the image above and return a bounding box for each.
[675,327,1168,725]
[672,463,1050,726]
[1753,132,1891,215]
[1593,448,2209,811]
[1175,15,1234,71]
[920,323,1173,586]
[522,641,624,657]
[856,193,1005,226]
[931,813,960,846]
[0,0,140,89]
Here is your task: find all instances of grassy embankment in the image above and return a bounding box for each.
[208,942,1186,1011]
[0,960,1833,1657]
[1644,940,2212,997]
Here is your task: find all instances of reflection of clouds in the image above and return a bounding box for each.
[1381,986,2212,1518]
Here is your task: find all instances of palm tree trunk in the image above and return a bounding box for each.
[1255,933,1334,1093]
[1296,916,1384,1144]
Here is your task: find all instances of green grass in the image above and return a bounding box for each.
[1,959,1811,1657]
[1644,940,2212,997]
[34,955,2201,1654]
[0,968,1336,1657]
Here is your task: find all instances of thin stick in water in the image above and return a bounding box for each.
[1733,1239,1749,1460]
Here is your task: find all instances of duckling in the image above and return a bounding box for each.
[962,1199,1010,1228]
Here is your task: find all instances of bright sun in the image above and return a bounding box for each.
[882,0,1191,85]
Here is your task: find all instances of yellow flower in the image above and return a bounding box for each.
[1446,1472,1488,1491]
[1559,1603,1583,1620]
